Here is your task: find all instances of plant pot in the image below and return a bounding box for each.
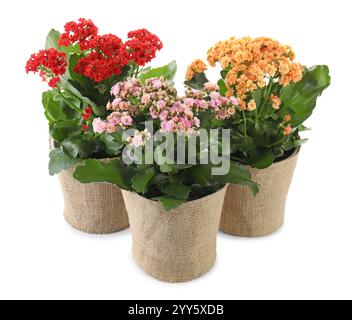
[220,151,299,237]
[58,166,129,234]
[122,187,228,283]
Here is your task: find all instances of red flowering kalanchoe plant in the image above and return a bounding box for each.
[26,18,177,176]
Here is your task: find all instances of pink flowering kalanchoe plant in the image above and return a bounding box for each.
[73,77,258,211]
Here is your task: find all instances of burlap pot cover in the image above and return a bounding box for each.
[122,187,228,283]
[58,167,129,234]
[220,152,299,237]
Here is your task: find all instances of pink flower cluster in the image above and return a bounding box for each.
[127,129,152,147]
[92,111,133,134]
[185,82,238,120]
[92,78,240,135]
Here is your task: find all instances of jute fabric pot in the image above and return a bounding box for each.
[122,187,227,283]
[220,152,299,237]
[58,166,129,234]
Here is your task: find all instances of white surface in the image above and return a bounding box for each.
[0,0,351,300]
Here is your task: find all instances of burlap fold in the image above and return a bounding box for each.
[58,166,129,234]
[122,187,227,283]
[220,152,299,237]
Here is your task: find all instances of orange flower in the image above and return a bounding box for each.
[284,125,292,136]
[185,59,208,81]
[284,115,291,122]
[206,36,304,102]
[247,99,257,112]
[271,94,282,110]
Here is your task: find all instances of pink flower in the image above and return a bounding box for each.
[132,135,144,147]
[107,112,121,126]
[159,110,169,121]
[156,100,167,110]
[210,92,221,100]
[111,83,120,96]
[204,82,220,91]
[152,79,163,89]
[194,117,200,128]
[184,98,194,106]
[112,98,122,107]
[141,94,151,104]
[92,118,107,134]
[150,110,159,119]
[230,96,239,106]
[121,114,133,127]
[106,123,118,133]
[161,119,175,132]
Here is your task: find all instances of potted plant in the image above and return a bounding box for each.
[185,37,331,237]
[26,18,176,234]
[73,77,258,282]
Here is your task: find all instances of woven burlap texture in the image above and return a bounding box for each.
[221,152,299,237]
[122,187,227,283]
[58,166,129,234]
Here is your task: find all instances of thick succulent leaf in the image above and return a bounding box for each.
[73,159,131,190]
[280,65,331,127]
[139,61,177,81]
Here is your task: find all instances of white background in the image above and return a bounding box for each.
[0,0,351,300]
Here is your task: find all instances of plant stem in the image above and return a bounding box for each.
[258,77,274,118]
[242,111,248,137]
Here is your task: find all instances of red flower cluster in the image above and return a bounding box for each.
[58,18,98,50]
[125,29,163,66]
[74,34,128,82]
[27,19,163,85]
[25,48,67,88]
[82,106,93,131]
[82,106,93,121]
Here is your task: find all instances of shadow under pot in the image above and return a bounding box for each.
[58,165,129,234]
[220,151,299,237]
[122,187,228,283]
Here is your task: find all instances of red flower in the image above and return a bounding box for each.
[58,18,98,50]
[74,35,128,82]
[82,124,88,131]
[82,106,93,120]
[125,29,163,66]
[25,48,67,87]
[48,77,61,88]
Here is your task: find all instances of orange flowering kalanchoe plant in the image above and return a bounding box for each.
[185,37,331,168]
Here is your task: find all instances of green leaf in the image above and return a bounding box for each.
[42,91,67,123]
[61,136,105,159]
[161,182,191,200]
[60,76,98,109]
[45,29,77,55]
[299,125,311,132]
[138,61,177,81]
[152,196,186,211]
[73,159,131,190]
[49,120,81,143]
[100,133,124,156]
[280,65,331,127]
[131,166,156,193]
[68,54,91,89]
[221,68,230,80]
[184,72,209,90]
[252,152,275,169]
[217,79,228,96]
[214,162,259,195]
[48,149,80,176]
[252,89,263,107]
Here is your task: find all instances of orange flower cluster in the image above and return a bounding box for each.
[271,94,282,110]
[207,37,303,110]
[185,59,208,81]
